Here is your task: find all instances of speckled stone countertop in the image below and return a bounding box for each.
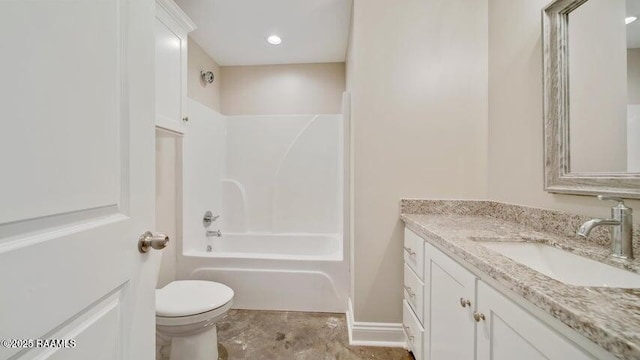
[400,199,640,360]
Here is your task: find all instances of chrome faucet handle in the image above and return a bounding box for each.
[203,211,220,227]
[598,195,627,207]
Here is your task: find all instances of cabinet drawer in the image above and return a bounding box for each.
[404,228,424,279]
[404,263,424,325]
[403,300,424,360]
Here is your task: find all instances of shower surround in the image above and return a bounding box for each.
[221,114,342,235]
[177,98,348,313]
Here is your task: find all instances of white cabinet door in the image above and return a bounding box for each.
[0,0,158,359]
[476,281,596,360]
[154,0,195,134]
[425,242,476,360]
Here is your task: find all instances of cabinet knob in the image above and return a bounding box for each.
[404,285,416,298]
[182,117,189,123]
[473,311,485,322]
[459,297,471,308]
[403,325,414,341]
[403,246,416,255]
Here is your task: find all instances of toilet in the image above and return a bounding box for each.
[156,280,234,360]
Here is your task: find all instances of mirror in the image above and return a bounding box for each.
[543,0,640,198]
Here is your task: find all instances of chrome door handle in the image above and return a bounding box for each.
[403,246,416,255]
[138,231,169,253]
[404,285,415,298]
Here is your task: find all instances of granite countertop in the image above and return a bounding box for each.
[400,201,640,360]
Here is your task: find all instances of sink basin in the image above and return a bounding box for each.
[480,242,640,288]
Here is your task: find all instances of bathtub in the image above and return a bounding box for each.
[206,233,341,260]
[177,233,348,313]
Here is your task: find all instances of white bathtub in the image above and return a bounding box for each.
[206,233,341,260]
[178,233,348,313]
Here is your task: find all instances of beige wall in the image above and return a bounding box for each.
[346,5,356,310]
[156,129,179,289]
[569,0,627,173]
[188,37,221,112]
[220,63,345,115]
[629,48,640,104]
[488,0,640,221]
[347,0,489,323]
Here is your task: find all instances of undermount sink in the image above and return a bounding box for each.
[479,242,640,288]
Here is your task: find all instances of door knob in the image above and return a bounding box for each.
[138,231,169,253]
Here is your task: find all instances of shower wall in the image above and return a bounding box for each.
[221,114,343,234]
[182,99,226,251]
[181,97,343,252]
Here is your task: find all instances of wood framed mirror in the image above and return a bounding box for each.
[543,0,640,198]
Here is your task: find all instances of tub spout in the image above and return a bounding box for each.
[206,230,222,237]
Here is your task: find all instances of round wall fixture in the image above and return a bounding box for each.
[201,70,215,84]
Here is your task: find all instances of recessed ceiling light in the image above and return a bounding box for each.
[626,16,637,25]
[267,35,282,45]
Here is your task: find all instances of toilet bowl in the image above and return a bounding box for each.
[156,280,234,360]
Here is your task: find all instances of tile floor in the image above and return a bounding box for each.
[215,309,414,360]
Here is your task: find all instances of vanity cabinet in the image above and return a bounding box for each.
[403,227,602,360]
[476,281,594,360]
[424,241,475,360]
[404,263,424,322]
[155,0,195,134]
[402,229,426,359]
[402,300,424,360]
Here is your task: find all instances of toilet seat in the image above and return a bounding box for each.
[156,280,234,320]
[156,280,234,317]
[156,300,233,327]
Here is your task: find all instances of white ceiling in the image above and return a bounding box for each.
[175,0,352,66]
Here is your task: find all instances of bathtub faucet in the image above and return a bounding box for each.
[206,230,222,237]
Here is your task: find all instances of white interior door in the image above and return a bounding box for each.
[0,0,159,359]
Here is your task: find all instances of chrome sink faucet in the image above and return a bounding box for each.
[577,195,634,260]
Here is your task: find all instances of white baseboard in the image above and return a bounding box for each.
[346,298,407,348]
